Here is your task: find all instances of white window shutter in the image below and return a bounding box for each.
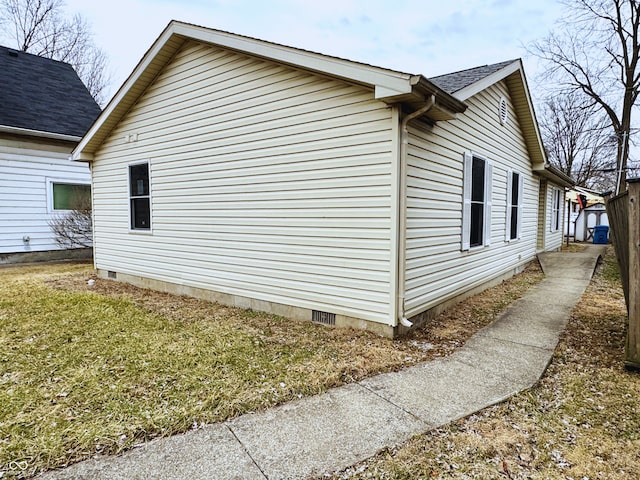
[549,188,556,233]
[516,174,524,240]
[483,162,493,247]
[461,152,472,251]
[505,169,513,242]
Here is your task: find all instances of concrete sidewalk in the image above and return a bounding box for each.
[39,246,605,480]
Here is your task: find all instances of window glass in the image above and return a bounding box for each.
[129,163,151,230]
[469,156,486,248]
[462,154,491,251]
[129,164,149,196]
[470,203,484,247]
[471,157,485,202]
[53,183,91,210]
[510,172,520,240]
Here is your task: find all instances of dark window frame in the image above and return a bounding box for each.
[128,162,151,231]
[508,171,521,241]
[462,153,492,251]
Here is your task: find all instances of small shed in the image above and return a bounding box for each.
[574,202,609,242]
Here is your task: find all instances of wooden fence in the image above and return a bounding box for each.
[606,179,640,369]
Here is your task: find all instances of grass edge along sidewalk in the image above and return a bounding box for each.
[0,259,544,478]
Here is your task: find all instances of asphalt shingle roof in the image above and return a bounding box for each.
[429,60,517,95]
[0,45,101,138]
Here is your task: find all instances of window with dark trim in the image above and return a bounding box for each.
[462,153,492,250]
[506,171,522,241]
[470,157,486,248]
[129,163,151,230]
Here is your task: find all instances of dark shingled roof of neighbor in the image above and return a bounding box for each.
[429,59,517,95]
[0,45,101,138]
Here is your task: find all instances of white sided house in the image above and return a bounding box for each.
[74,21,573,337]
[0,46,101,262]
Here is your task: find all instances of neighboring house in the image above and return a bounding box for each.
[565,186,606,238]
[0,45,101,261]
[73,21,573,337]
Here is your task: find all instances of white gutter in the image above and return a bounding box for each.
[0,124,82,143]
[396,95,436,329]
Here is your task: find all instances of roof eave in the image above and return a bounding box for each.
[533,163,575,188]
[451,60,521,101]
[73,21,468,160]
[0,124,81,143]
[450,59,548,168]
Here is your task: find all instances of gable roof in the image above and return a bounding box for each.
[71,21,570,187]
[73,21,467,160]
[430,60,518,96]
[0,45,101,141]
[430,59,562,179]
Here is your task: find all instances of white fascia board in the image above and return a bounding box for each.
[73,21,415,161]
[0,125,81,143]
[452,60,521,101]
[173,22,414,99]
[72,24,179,161]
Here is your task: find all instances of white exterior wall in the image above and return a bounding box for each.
[543,182,565,251]
[0,140,89,254]
[403,81,539,317]
[91,41,395,325]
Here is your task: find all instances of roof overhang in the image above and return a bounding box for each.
[446,59,548,168]
[532,162,575,188]
[73,21,467,160]
[0,124,81,143]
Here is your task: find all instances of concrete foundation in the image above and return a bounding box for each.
[0,247,93,265]
[97,258,534,339]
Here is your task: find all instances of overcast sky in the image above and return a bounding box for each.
[53,0,565,103]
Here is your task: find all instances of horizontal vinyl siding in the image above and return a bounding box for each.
[0,144,89,254]
[404,81,539,317]
[91,40,394,324]
[545,183,565,251]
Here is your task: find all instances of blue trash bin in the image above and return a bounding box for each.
[593,225,609,244]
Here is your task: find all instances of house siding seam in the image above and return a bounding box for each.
[91,40,395,325]
[0,143,90,254]
[403,80,539,317]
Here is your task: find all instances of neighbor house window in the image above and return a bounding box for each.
[551,188,561,232]
[505,171,523,241]
[462,153,493,250]
[129,162,151,230]
[52,183,91,210]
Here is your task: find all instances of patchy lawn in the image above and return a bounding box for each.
[0,261,542,478]
[334,246,640,480]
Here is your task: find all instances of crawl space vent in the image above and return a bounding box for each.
[312,310,336,326]
[499,97,509,125]
[107,271,117,279]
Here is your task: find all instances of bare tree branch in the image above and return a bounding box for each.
[540,92,617,191]
[48,190,93,249]
[530,0,640,192]
[0,0,110,105]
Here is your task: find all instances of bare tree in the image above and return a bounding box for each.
[531,0,640,193]
[0,0,109,105]
[540,92,617,190]
[48,189,92,249]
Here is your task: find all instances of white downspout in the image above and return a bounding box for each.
[397,95,436,329]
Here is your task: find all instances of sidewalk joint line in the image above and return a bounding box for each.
[355,383,432,428]
[224,424,269,480]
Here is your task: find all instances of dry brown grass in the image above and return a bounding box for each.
[334,246,639,480]
[0,260,543,478]
[48,259,544,372]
